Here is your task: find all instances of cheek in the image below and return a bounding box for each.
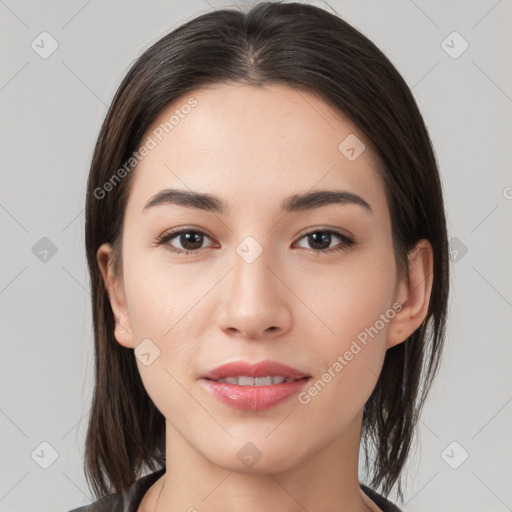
[295,249,396,347]
[123,248,207,338]
[123,254,211,417]
[294,247,396,403]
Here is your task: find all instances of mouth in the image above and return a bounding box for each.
[205,375,306,385]
[200,359,310,381]
[199,360,311,410]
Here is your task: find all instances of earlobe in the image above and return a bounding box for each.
[96,243,135,349]
[387,239,434,348]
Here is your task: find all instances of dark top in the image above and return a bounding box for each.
[67,466,403,512]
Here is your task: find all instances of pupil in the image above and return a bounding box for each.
[309,231,330,250]
[181,232,203,250]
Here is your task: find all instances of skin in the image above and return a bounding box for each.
[97,83,433,512]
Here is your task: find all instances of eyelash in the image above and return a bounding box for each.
[155,227,357,256]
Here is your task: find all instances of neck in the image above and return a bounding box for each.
[155,409,378,512]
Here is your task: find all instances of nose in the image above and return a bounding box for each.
[216,244,292,340]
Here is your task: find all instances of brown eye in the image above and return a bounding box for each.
[295,229,355,253]
[156,229,215,255]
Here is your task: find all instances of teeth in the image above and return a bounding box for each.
[255,376,272,386]
[215,375,296,385]
[239,375,256,386]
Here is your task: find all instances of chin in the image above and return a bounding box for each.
[200,438,307,475]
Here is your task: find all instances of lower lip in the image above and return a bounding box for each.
[200,378,310,411]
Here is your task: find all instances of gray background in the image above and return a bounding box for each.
[1,0,511,511]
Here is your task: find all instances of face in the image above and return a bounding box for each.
[98,83,425,474]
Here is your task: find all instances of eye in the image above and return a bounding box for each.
[155,227,357,256]
[155,229,216,255]
[294,229,356,254]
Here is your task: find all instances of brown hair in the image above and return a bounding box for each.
[84,0,449,502]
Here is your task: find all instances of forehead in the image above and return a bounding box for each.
[125,82,387,217]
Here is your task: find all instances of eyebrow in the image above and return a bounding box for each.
[142,188,372,214]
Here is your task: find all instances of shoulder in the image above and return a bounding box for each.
[65,494,118,512]
[66,467,166,512]
[360,483,404,512]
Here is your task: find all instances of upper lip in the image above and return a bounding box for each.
[201,360,310,380]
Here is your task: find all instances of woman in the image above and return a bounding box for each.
[69,2,449,511]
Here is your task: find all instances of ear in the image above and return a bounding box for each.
[387,239,434,348]
[96,242,135,349]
